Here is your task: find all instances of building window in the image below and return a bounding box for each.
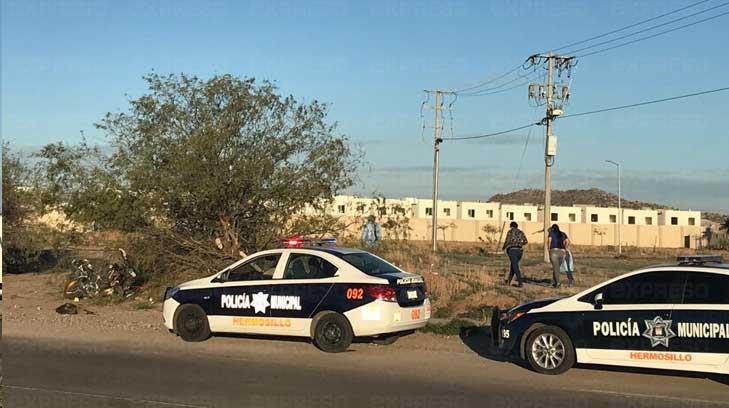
[569,213,576,222]
[443,208,451,216]
[467,209,475,218]
[337,205,346,214]
[506,212,515,221]
[645,217,653,225]
[551,213,558,221]
[628,216,636,225]
[591,214,599,223]
[486,209,494,218]
[688,217,695,226]
[524,213,532,221]
[671,217,678,225]
[425,207,433,216]
[610,214,617,223]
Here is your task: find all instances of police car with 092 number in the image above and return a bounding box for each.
[163,238,431,352]
[493,255,729,375]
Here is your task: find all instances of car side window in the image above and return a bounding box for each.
[283,254,338,280]
[599,271,687,305]
[683,272,729,304]
[226,254,281,282]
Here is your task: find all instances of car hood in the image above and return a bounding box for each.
[177,276,214,290]
[509,296,566,314]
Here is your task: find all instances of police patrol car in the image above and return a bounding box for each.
[163,239,431,352]
[493,255,729,375]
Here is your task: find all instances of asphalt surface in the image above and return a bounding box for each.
[4,329,729,408]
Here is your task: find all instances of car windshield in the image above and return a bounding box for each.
[340,252,400,276]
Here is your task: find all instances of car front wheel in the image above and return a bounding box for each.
[525,325,575,375]
[175,304,211,342]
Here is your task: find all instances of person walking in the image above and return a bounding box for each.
[502,221,528,287]
[548,224,573,287]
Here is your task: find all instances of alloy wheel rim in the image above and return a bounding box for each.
[531,333,565,370]
[322,322,342,344]
[184,314,203,333]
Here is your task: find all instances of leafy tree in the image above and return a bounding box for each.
[722,216,729,234]
[2,143,32,229]
[37,73,359,254]
[34,141,150,231]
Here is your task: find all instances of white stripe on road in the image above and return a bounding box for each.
[5,385,208,408]
[568,387,729,406]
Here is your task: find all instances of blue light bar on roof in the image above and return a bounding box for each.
[677,255,724,264]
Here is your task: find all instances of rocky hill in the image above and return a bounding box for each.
[487,188,727,223]
[487,188,671,210]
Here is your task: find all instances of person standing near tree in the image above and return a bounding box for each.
[548,224,573,288]
[502,221,528,287]
[361,215,382,248]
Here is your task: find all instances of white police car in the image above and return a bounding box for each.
[163,241,431,352]
[493,255,729,375]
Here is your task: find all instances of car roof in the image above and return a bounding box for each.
[640,263,729,271]
[296,246,368,256]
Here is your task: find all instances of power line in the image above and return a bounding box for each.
[452,63,524,94]
[565,1,729,56]
[457,70,537,96]
[578,9,729,58]
[457,76,537,97]
[514,106,542,182]
[451,0,727,96]
[551,0,712,52]
[442,123,538,141]
[559,86,729,118]
[444,85,729,141]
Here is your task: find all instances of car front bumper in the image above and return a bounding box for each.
[162,298,180,331]
[491,310,522,356]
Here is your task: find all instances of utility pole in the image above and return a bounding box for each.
[423,89,455,252]
[543,54,555,263]
[606,160,622,255]
[527,52,576,262]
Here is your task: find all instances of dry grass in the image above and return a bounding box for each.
[369,241,729,323]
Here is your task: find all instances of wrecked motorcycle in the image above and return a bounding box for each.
[64,249,138,299]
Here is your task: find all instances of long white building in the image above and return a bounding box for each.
[328,195,703,249]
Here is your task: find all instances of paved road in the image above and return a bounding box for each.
[4,331,729,408]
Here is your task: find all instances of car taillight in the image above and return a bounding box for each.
[366,285,397,302]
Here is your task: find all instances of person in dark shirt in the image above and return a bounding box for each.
[502,222,528,287]
[548,224,573,288]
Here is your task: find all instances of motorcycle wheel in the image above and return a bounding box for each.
[64,280,84,299]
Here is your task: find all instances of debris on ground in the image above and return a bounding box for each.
[55,303,78,315]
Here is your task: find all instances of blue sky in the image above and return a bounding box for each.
[2,0,728,211]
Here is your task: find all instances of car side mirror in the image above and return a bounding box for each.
[211,275,225,283]
[593,293,604,310]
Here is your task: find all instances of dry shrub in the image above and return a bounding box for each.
[127,228,239,298]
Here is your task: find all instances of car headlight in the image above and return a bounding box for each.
[506,310,526,323]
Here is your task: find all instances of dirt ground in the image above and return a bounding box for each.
[2,272,469,354]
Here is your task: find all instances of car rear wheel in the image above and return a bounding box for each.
[525,325,575,375]
[313,313,353,353]
[175,304,211,342]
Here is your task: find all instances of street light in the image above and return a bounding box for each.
[605,160,622,255]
